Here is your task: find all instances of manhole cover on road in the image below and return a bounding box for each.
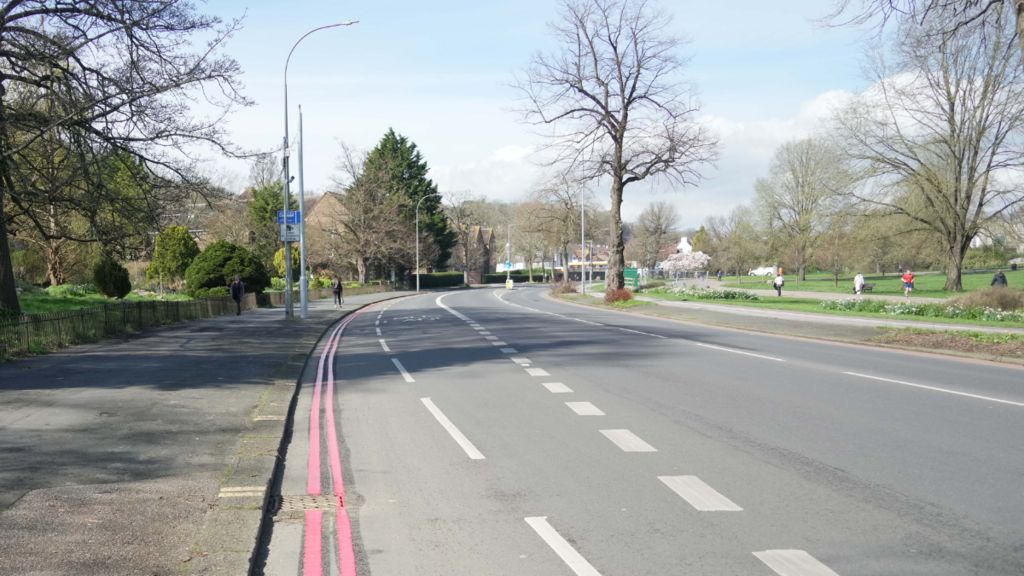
[270,494,341,515]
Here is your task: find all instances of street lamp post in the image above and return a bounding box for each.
[282,21,357,319]
[580,194,586,294]
[415,193,441,292]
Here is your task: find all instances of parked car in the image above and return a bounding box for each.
[748,266,775,277]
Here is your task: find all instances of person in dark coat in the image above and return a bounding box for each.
[229,275,245,315]
[331,277,344,308]
[991,270,1008,288]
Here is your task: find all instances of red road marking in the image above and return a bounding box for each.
[303,510,323,576]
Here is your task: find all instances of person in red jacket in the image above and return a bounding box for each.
[901,269,915,298]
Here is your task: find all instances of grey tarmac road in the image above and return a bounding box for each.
[265,285,1024,575]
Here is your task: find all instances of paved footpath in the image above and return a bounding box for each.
[0,291,406,576]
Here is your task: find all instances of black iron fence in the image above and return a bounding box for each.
[0,284,391,361]
[0,294,256,361]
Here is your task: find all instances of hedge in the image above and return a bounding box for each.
[417,272,465,288]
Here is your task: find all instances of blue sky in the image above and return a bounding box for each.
[206,1,869,228]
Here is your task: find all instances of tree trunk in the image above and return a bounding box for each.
[944,245,966,292]
[356,257,367,284]
[0,86,21,316]
[607,177,625,291]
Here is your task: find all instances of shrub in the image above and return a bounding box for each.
[654,286,760,301]
[93,254,132,298]
[550,282,577,295]
[951,287,1024,312]
[45,283,95,298]
[418,272,465,288]
[184,240,270,296]
[604,288,632,303]
[192,286,230,298]
[147,225,200,282]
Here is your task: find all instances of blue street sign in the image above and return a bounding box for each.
[276,210,302,224]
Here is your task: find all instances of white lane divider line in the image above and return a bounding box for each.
[510,357,532,366]
[525,367,551,377]
[478,330,492,335]
[543,382,574,394]
[566,402,605,416]
[421,398,485,460]
[619,327,668,339]
[696,342,785,362]
[485,335,500,341]
[843,371,1024,408]
[375,327,382,336]
[525,517,602,576]
[492,341,508,346]
[391,358,415,383]
[500,347,518,354]
[379,339,391,353]
[658,476,742,511]
[753,550,840,576]
[435,294,470,322]
[600,429,657,452]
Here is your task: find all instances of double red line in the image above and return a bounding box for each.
[304,310,363,576]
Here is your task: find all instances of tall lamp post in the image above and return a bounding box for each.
[282,21,357,319]
[415,193,441,292]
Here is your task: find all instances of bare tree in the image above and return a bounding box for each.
[834,4,1024,290]
[0,1,248,315]
[828,1,1024,61]
[630,201,679,269]
[517,0,717,291]
[754,138,851,281]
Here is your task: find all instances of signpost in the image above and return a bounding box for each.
[624,267,639,289]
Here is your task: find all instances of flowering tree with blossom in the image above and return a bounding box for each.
[661,251,711,277]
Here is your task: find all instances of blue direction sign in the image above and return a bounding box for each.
[276,210,302,224]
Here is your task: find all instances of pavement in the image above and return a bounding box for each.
[0,289,407,576]
[0,282,1018,576]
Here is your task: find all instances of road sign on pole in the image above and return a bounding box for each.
[276,210,302,224]
[281,223,300,242]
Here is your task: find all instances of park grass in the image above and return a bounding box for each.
[639,291,1024,329]
[17,288,192,315]
[721,268,1024,297]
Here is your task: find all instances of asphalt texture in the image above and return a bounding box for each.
[2,284,1021,575]
[0,290,405,576]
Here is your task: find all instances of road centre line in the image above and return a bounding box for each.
[600,429,657,452]
[544,382,574,393]
[566,401,605,416]
[511,357,531,366]
[500,347,518,354]
[421,398,485,460]
[391,358,415,383]
[619,327,668,339]
[492,341,508,346]
[375,327,381,336]
[526,367,550,377]
[844,371,1024,408]
[485,335,500,340]
[753,550,840,576]
[379,339,390,353]
[695,342,785,362]
[525,517,603,576]
[658,476,742,511]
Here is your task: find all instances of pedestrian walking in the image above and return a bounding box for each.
[716,269,723,282]
[773,272,785,297]
[991,270,1008,288]
[901,269,915,298]
[854,273,865,295]
[331,276,344,308]
[229,275,245,315]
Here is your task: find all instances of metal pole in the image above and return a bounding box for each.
[580,194,585,294]
[298,105,308,319]
[414,193,440,293]
[506,225,511,282]
[282,21,358,320]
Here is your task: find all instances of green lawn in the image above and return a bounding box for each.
[640,291,1024,329]
[721,269,1024,297]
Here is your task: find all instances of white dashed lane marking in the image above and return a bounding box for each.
[695,342,785,362]
[525,517,603,576]
[379,339,390,353]
[421,398,485,460]
[543,382,573,394]
[658,476,742,511]
[500,347,518,354]
[391,358,414,383]
[525,367,550,377]
[600,429,656,452]
[753,550,840,576]
[566,402,604,416]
